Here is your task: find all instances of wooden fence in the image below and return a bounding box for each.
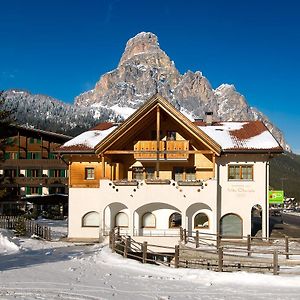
[109,227,300,275]
[0,216,51,241]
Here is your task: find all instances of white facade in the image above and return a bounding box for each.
[67,154,269,241]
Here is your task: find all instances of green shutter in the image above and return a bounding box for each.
[26,186,31,195]
[26,169,31,177]
[37,138,41,144]
[60,170,65,177]
[35,153,41,159]
[49,169,54,177]
[4,153,10,159]
[38,187,42,195]
[27,152,31,159]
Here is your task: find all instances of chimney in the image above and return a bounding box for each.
[205,112,213,125]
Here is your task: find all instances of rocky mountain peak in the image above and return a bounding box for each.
[73,31,288,150]
[118,32,161,66]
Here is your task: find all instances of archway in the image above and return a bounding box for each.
[251,204,262,236]
[186,203,212,233]
[220,213,243,238]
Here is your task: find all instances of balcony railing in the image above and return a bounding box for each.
[134,140,189,160]
[0,159,66,168]
[7,177,68,186]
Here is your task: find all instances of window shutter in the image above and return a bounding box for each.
[27,152,31,159]
[60,170,65,177]
[26,186,31,195]
[4,153,10,159]
[38,187,42,195]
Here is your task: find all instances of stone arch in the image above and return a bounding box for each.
[186,203,212,233]
[134,202,181,235]
[104,202,129,233]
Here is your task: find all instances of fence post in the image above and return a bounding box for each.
[273,250,279,275]
[216,233,221,249]
[218,246,223,272]
[142,241,147,263]
[124,237,129,258]
[174,245,179,268]
[183,229,187,244]
[111,231,116,253]
[247,234,251,257]
[285,236,289,260]
[180,227,183,242]
[196,230,199,248]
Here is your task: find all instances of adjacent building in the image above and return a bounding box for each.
[0,125,71,214]
[58,94,282,242]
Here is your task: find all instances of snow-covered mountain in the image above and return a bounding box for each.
[2,89,121,136]
[3,32,288,149]
[75,32,288,149]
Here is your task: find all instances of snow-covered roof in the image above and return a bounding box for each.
[199,121,282,151]
[58,124,118,152]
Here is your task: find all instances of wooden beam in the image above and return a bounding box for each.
[101,155,105,178]
[156,105,160,178]
[212,153,216,179]
[104,150,214,155]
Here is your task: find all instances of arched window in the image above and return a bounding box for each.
[115,212,129,228]
[82,211,99,227]
[142,212,156,228]
[169,212,182,228]
[220,213,243,238]
[194,213,209,228]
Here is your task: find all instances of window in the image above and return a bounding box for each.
[115,212,129,228]
[194,213,209,228]
[169,212,182,228]
[85,167,95,180]
[27,152,41,159]
[27,169,41,178]
[27,186,42,195]
[132,167,144,180]
[145,167,155,180]
[50,169,65,178]
[173,167,184,181]
[186,168,196,180]
[82,211,99,227]
[3,169,18,178]
[220,213,243,238]
[142,213,156,228]
[167,131,176,141]
[228,165,253,180]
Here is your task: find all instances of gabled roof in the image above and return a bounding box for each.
[57,94,283,154]
[199,121,282,152]
[94,94,222,155]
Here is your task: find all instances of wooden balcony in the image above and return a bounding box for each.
[11,177,68,186]
[0,159,66,169]
[133,140,189,160]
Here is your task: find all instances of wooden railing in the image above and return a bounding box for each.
[0,216,51,240]
[133,140,189,160]
[109,227,300,275]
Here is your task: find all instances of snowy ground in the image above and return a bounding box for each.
[1,222,300,299]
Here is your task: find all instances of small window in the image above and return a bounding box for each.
[132,167,144,180]
[169,212,182,228]
[82,211,99,227]
[85,167,95,180]
[167,131,176,141]
[186,168,196,180]
[115,212,129,228]
[194,213,209,228]
[228,165,253,181]
[145,167,155,180]
[142,212,156,228]
[173,167,184,181]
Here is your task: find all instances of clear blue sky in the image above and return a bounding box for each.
[1,0,300,152]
